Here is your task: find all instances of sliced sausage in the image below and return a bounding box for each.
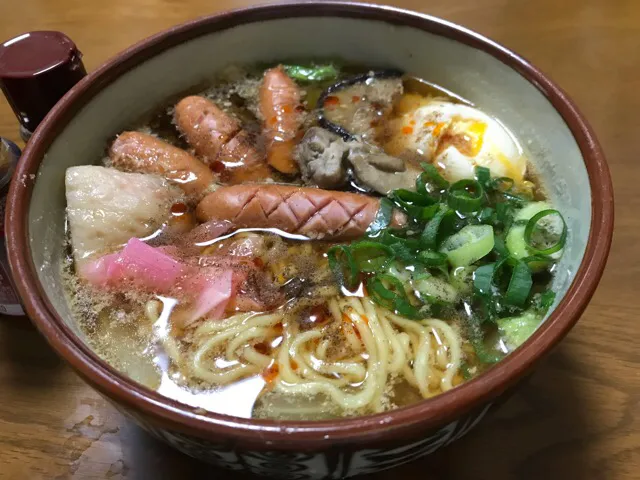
[109,131,215,197]
[260,66,302,175]
[196,184,405,240]
[174,95,270,183]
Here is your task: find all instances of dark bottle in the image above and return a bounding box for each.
[0,31,87,315]
[0,31,87,141]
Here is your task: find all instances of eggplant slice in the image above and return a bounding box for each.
[318,69,404,141]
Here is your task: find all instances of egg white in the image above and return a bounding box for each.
[394,100,526,184]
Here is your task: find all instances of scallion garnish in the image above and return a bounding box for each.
[447,179,484,213]
[524,209,567,255]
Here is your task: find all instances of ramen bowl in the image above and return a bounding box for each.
[6,2,613,478]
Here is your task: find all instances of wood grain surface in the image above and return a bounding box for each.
[0,1,637,479]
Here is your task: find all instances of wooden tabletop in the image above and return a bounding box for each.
[0,1,636,479]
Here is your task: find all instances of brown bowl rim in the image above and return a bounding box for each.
[6,1,614,448]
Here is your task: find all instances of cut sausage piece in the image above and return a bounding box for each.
[260,66,302,174]
[196,185,405,240]
[174,95,269,183]
[109,131,214,198]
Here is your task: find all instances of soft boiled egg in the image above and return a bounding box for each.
[386,96,527,184]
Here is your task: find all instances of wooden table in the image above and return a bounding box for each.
[0,0,637,478]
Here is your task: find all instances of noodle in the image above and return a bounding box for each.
[162,295,464,414]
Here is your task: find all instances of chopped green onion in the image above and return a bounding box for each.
[475,166,492,190]
[491,177,514,192]
[367,274,423,319]
[414,275,458,304]
[350,241,393,273]
[389,189,438,221]
[420,162,449,189]
[439,225,495,267]
[327,245,358,290]
[420,206,450,249]
[283,64,339,82]
[524,209,567,255]
[504,260,533,307]
[532,290,556,313]
[493,235,508,258]
[448,179,484,212]
[473,263,496,296]
[366,198,393,237]
[417,250,448,267]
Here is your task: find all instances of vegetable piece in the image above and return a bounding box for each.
[350,241,393,273]
[367,273,424,319]
[420,206,450,249]
[417,162,450,194]
[327,245,359,290]
[524,209,567,255]
[414,275,458,304]
[450,266,476,295]
[439,225,495,267]
[504,260,533,307]
[447,179,484,213]
[283,64,339,82]
[497,310,541,349]
[505,201,552,259]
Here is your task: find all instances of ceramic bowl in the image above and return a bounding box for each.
[6,2,613,478]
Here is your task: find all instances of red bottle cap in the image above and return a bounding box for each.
[0,31,86,140]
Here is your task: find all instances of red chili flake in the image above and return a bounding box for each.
[295,104,306,113]
[351,95,361,103]
[324,95,340,107]
[282,105,293,114]
[269,116,278,126]
[262,363,279,383]
[254,342,269,355]
[253,257,265,268]
[170,202,187,216]
[402,126,414,135]
[273,323,284,334]
[210,161,225,173]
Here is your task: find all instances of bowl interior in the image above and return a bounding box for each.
[27,15,589,381]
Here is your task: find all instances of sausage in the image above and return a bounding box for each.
[109,131,214,197]
[260,67,302,175]
[196,184,405,240]
[174,95,270,182]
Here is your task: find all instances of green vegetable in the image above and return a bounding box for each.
[327,245,359,290]
[505,201,552,260]
[420,206,451,249]
[450,266,476,295]
[524,209,567,255]
[414,275,458,304]
[504,260,533,307]
[283,64,339,82]
[439,225,495,267]
[447,179,484,213]
[497,310,541,349]
[350,241,393,273]
[367,274,424,319]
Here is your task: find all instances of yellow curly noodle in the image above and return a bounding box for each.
[146,294,463,416]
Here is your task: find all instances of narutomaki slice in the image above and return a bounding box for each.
[109,131,214,197]
[173,95,269,183]
[260,66,302,175]
[196,184,405,240]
